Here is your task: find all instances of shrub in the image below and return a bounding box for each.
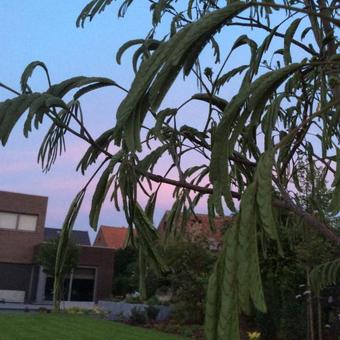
[64,307,107,319]
[112,247,138,297]
[129,307,148,325]
[146,305,160,321]
[146,295,159,306]
[125,292,142,304]
[164,240,216,324]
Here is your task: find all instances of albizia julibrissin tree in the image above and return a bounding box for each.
[0,0,339,338]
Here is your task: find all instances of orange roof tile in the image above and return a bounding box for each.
[158,212,233,249]
[94,226,129,249]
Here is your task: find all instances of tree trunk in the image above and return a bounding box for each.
[317,294,323,340]
[138,246,147,301]
[307,270,315,340]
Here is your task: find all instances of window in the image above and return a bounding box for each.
[44,267,96,302]
[0,212,17,230]
[18,214,38,231]
[0,211,38,231]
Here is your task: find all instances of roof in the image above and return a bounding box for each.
[158,212,233,249]
[0,190,48,200]
[44,227,91,246]
[94,226,129,249]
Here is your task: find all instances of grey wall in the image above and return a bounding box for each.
[98,301,171,321]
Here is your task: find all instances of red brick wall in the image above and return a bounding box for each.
[0,191,48,264]
[79,246,114,301]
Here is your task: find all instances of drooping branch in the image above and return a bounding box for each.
[143,170,340,245]
[251,1,340,26]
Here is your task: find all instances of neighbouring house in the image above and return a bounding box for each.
[94,225,129,249]
[158,212,233,250]
[94,213,232,251]
[0,190,114,304]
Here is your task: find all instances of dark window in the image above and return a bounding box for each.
[44,268,96,302]
[70,279,94,301]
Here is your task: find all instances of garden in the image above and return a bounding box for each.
[0,0,339,339]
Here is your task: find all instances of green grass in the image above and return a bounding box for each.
[0,313,186,340]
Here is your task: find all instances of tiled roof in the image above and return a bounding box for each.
[44,227,91,246]
[158,212,233,249]
[94,226,129,249]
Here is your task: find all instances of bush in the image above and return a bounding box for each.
[64,307,107,319]
[125,292,142,304]
[112,247,138,297]
[146,305,160,321]
[129,307,148,325]
[164,240,216,324]
[172,300,204,325]
[146,295,159,305]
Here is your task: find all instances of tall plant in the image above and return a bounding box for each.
[0,0,339,338]
[37,236,80,310]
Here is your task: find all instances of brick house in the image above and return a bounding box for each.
[94,226,129,249]
[0,190,114,304]
[94,214,232,251]
[158,212,233,250]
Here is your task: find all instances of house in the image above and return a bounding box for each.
[94,225,129,249]
[158,212,233,250]
[94,213,232,251]
[0,190,114,304]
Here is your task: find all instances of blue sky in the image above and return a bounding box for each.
[0,1,155,239]
[0,1,214,240]
[0,1,315,241]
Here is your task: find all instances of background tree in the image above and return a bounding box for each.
[0,0,339,338]
[37,237,79,310]
[111,246,139,298]
[162,239,216,325]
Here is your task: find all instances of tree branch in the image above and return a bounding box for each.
[143,170,340,245]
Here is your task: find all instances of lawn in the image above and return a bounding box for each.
[0,313,186,340]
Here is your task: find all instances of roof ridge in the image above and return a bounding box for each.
[100,225,127,229]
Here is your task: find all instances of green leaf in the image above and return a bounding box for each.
[205,223,240,340]
[330,148,340,213]
[55,189,86,291]
[231,35,258,66]
[300,26,312,40]
[237,183,257,313]
[116,39,162,73]
[145,192,158,223]
[310,259,340,293]
[284,18,302,65]
[206,183,267,339]
[89,152,123,230]
[211,64,301,214]
[255,149,281,247]
[38,101,76,172]
[20,61,50,93]
[76,128,115,174]
[133,203,166,273]
[261,94,284,150]
[0,94,38,145]
[24,94,68,136]
[137,144,169,174]
[252,25,279,75]
[47,76,119,99]
[215,65,249,92]
[154,108,177,138]
[0,93,68,146]
[76,0,113,28]
[114,2,251,151]
[116,39,146,64]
